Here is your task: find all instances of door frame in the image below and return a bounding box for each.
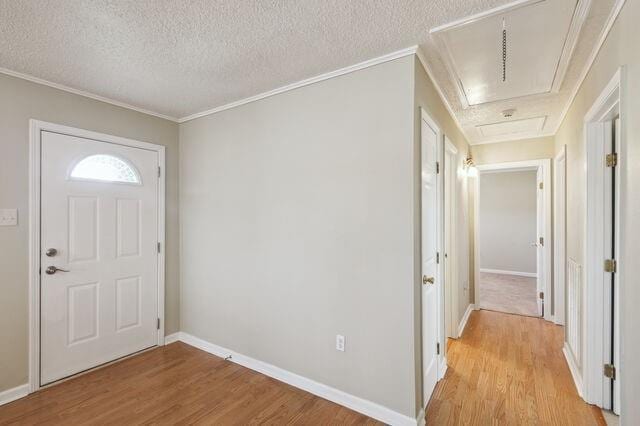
[554,146,567,325]
[419,108,447,408]
[473,159,552,320]
[583,68,623,411]
[443,137,459,338]
[28,120,166,393]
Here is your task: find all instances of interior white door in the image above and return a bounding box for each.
[443,144,457,338]
[40,131,159,385]
[421,116,440,406]
[536,168,544,317]
[554,149,566,325]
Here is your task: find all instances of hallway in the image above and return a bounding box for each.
[426,310,605,425]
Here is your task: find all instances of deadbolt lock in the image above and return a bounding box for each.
[45,248,58,257]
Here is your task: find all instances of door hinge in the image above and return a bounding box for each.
[606,153,618,168]
[436,252,440,264]
[436,162,440,174]
[158,166,161,177]
[604,259,617,273]
[539,237,544,246]
[539,182,543,190]
[157,318,161,330]
[157,242,161,253]
[539,291,544,300]
[604,363,616,380]
[436,342,440,355]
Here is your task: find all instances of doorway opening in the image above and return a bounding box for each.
[473,160,552,319]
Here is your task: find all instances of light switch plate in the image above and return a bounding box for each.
[0,209,18,226]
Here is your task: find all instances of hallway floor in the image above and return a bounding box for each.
[479,272,538,316]
[426,310,605,425]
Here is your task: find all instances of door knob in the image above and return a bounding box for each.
[423,275,435,285]
[45,266,69,275]
[45,248,58,257]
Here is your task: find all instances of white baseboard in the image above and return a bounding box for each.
[416,408,426,426]
[480,268,537,278]
[175,332,420,426]
[562,343,583,397]
[164,332,181,344]
[457,304,475,338]
[0,384,29,406]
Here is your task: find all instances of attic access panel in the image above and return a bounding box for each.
[432,0,580,107]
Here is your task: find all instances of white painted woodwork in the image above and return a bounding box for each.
[567,258,582,366]
[443,139,458,338]
[536,167,544,317]
[432,0,579,106]
[421,112,440,406]
[40,131,159,385]
[476,116,546,138]
[554,147,567,325]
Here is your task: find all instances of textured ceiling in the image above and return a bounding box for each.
[0,0,617,143]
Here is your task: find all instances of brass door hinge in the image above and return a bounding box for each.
[436,342,440,355]
[604,259,617,273]
[436,252,440,264]
[606,153,618,168]
[539,182,543,190]
[539,237,544,246]
[157,318,161,330]
[539,291,544,300]
[436,162,440,174]
[604,364,616,380]
[158,166,161,177]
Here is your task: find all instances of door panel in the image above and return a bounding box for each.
[536,168,544,316]
[40,131,159,385]
[422,116,440,406]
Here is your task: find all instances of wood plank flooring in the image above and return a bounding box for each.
[0,342,380,425]
[426,309,606,425]
[0,311,606,425]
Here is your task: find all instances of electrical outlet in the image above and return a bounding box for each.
[336,334,345,352]
[0,209,17,226]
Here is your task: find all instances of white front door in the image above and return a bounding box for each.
[421,115,440,406]
[536,168,544,317]
[40,131,159,385]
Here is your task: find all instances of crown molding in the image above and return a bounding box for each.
[414,47,471,146]
[0,67,179,122]
[554,0,626,134]
[469,131,556,146]
[178,46,419,123]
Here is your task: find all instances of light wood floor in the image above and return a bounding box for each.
[426,309,606,425]
[479,272,538,317]
[0,311,606,425]
[0,342,380,425]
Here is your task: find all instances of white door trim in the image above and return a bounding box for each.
[28,120,166,393]
[419,108,447,408]
[554,146,567,325]
[444,137,459,339]
[473,159,552,320]
[583,68,623,411]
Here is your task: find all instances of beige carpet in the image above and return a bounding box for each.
[478,272,539,317]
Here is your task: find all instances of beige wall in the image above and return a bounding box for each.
[554,0,640,419]
[180,57,418,417]
[0,74,180,393]
[471,136,555,165]
[479,171,537,273]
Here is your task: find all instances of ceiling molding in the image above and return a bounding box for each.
[554,0,627,134]
[0,67,179,122]
[431,0,586,109]
[551,0,592,93]
[414,47,471,146]
[178,46,419,123]
[470,131,556,146]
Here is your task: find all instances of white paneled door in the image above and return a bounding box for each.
[421,114,440,406]
[40,131,159,385]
